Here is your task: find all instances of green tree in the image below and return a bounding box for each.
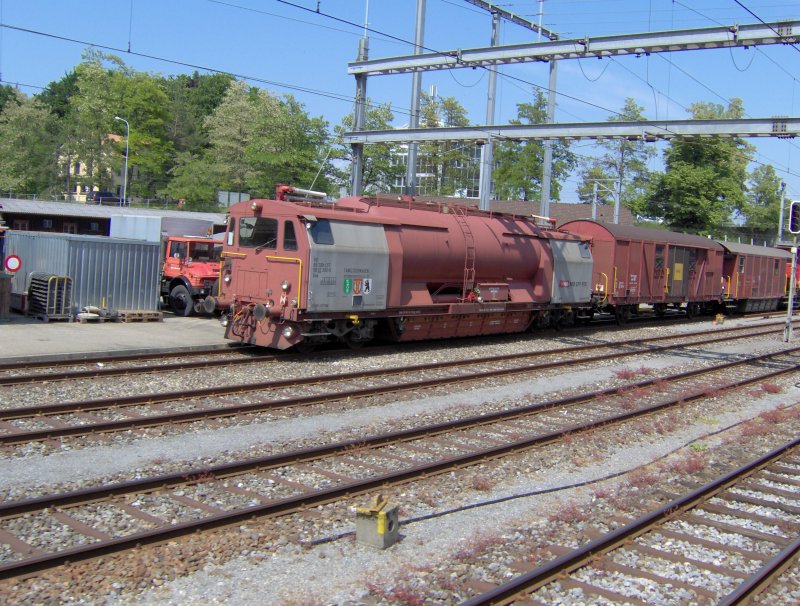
[204,80,275,194]
[332,101,403,195]
[647,99,753,232]
[202,80,330,199]
[65,51,123,194]
[112,70,174,198]
[493,91,576,201]
[417,93,475,196]
[743,164,784,239]
[163,72,233,153]
[0,84,20,114]
[245,94,331,195]
[0,91,59,194]
[579,98,655,214]
[37,71,79,119]
[162,151,221,211]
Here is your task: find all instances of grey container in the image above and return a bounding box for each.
[5,231,161,314]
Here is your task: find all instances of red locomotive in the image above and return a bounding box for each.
[211,186,593,350]
[210,186,796,350]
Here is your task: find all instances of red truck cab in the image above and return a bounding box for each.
[161,236,222,316]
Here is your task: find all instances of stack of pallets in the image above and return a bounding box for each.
[27,273,73,322]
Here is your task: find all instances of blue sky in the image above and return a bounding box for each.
[1,0,799,202]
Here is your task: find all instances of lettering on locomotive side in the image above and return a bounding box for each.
[559,280,588,288]
[312,261,332,276]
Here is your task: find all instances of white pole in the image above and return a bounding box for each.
[114,116,129,206]
[784,247,797,343]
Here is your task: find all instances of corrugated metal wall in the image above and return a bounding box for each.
[5,231,161,314]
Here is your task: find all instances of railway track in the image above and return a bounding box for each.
[0,314,788,386]
[460,437,800,606]
[0,344,263,386]
[0,345,796,581]
[0,323,793,446]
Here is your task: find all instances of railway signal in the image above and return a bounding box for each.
[790,201,800,234]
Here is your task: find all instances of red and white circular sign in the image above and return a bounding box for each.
[4,254,21,273]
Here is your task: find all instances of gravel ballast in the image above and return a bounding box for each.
[1,316,798,605]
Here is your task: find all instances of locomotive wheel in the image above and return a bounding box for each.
[345,334,366,349]
[169,285,194,317]
[293,341,317,354]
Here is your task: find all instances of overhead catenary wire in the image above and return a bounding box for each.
[1,2,798,187]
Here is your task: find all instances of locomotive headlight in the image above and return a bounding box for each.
[281,280,290,292]
[282,326,295,339]
[220,315,229,327]
[223,274,231,284]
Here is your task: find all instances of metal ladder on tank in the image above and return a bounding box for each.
[453,206,476,300]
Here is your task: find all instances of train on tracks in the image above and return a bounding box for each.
[206,186,796,350]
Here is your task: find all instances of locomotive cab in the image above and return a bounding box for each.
[217,189,391,350]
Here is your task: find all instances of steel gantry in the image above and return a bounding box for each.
[346,17,799,216]
[348,21,799,76]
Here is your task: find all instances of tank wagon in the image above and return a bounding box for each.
[211,186,593,350]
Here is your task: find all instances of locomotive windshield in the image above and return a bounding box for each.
[239,217,278,249]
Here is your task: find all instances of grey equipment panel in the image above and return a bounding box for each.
[550,239,593,305]
[306,219,389,312]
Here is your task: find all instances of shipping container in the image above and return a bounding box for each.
[4,231,160,315]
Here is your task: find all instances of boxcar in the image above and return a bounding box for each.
[719,241,791,313]
[559,221,724,321]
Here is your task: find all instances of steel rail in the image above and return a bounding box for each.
[0,350,797,580]
[0,347,268,386]
[0,327,791,445]
[458,437,800,606]
[716,536,800,606]
[0,344,254,372]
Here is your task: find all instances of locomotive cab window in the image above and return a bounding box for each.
[227,217,235,246]
[308,219,334,245]
[738,257,745,273]
[239,217,278,249]
[283,221,298,251]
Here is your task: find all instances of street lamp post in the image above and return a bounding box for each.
[114,116,129,206]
